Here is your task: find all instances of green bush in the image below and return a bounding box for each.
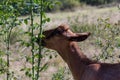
[52,68,65,80]
[68,16,120,61]
[79,0,119,5]
[0,0,119,15]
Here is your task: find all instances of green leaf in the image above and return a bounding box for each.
[41,12,46,18]
[55,1,61,5]
[49,55,52,59]
[24,19,28,25]
[0,22,3,25]
[20,41,31,47]
[25,70,32,77]
[46,18,50,22]
[49,4,54,9]
[40,63,48,72]
[0,50,5,56]
[106,23,110,28]
[20,68,25,71]
[39,34,45,38]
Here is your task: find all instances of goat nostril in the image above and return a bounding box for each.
[88,32,91,36]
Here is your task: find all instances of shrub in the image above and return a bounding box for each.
[52,68,65,80]
[59,0,80,10]
[79,0,118,5]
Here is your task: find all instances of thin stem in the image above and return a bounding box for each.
[4,1,10,80]
[6,45,9,80]
[6,27,13,80]
[36,0,43,80]
[30,0,35,80]
[5,28,9,80]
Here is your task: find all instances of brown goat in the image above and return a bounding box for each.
[39,24,120,80]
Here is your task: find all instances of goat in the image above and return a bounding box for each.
[38,24,120,80]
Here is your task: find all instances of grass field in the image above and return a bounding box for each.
[0,6,120,80]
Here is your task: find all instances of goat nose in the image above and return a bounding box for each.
[36,37,46,46]
[88,32,91,36]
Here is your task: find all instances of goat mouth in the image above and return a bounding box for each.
[41,40,46,46]
[36,37,46,46]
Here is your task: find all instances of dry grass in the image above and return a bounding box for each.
[45,7,119,28]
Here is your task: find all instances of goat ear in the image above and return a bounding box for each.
[68,32,90,42]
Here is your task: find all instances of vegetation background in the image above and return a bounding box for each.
[0,0,120,80]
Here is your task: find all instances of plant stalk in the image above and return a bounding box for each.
[36,0,43,80]
[6,26,13,80]
[30,0,35,80]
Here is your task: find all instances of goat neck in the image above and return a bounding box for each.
[57,41,90,80]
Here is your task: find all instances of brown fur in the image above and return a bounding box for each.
[39,24,120,80]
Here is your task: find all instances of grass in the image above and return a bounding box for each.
[47,7,118,19]
[0,6,120,80]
